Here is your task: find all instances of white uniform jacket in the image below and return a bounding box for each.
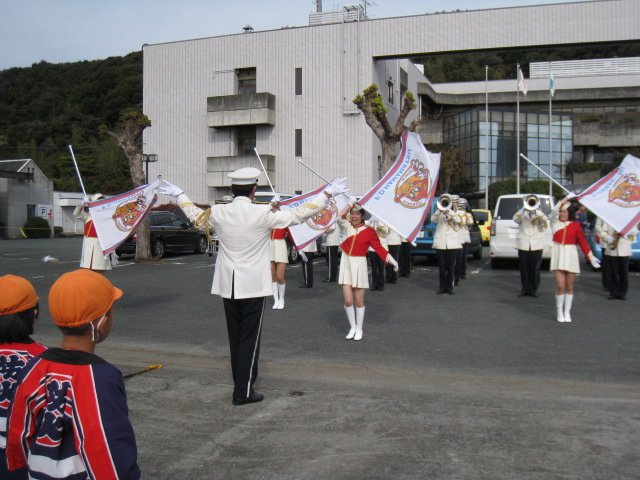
[599,220,637,257]
[513,208,550,251]
[594,217,609,250]
[386,227,402,246]
[366,220,389,249]
[432,210,463,250]
[178,193,327,299]
[324,223,341,247]
[458,211,473,244]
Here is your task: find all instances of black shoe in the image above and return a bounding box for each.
[518,291,528,297]
[321,278,331,283]
[299,284,312,288]
[446,289,455,295]
[436,289,445,294]
[607,294,616,300]
[529,292,538,298]
[232,391,264,406]
[454,281,459,286]
[618,295,626,301]
[389,280,397,284]
[370,287,378,291]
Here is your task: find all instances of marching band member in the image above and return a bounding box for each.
[270,228,289,309]
[551,197,601,323]
[159,170,346,405]
[594,216,612,292]
[513,196,549,297]
[432,195,462,294]
[299,240,317,288]
[322,223,340,283]
[398,237,413,278]
[600,221,637,300]
[73,193,115,273]
[385,226,402,284]
[454,198,473,285]
[337,205,398,341]
[366,217,389,291]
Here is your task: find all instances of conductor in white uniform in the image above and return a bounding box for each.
[160,169,345,405]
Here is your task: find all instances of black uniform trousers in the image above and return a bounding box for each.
[601,254,613,291]
[454,243,469,282]
[609,255,629,299]
[368,251,385,290]
[517,249,543,295]
[325,246,339,281]
[222,296,265,400]
[399,241,413,277]
[301,252,314,287]
[386,244,400,283]
[437,249,458,293]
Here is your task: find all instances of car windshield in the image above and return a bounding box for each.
[496,197,552,219]
[475,211,488,223]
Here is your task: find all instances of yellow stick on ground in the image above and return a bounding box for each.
[123,364,164,380]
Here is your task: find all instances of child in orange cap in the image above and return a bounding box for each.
[6,269,140,480]
[0,274,47,480]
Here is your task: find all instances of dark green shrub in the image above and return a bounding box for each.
[54,226,64,237]
[23,217,51,238]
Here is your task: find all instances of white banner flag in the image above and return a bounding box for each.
[279,183,352,250]
[358,131,440,243]
[88,182,158,255]
[576,154,640,236]
[518,66,528,95]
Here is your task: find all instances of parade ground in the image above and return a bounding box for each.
[2,238,639,479]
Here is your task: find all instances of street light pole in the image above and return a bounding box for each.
[141,153,158,184]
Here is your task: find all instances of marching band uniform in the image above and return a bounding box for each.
[432,208,462,294]
[594,217,612,292]
[513,206,549,297]
[299,240,317,288]
[337,215,392,340]
[454,203,473,285]
[323,224,340,282]
[385,227,402,284]
[366,218,389,291]
[162,169,336,404]
[600,221,637,300]
[269,228,289,309]
[74,194,113,272]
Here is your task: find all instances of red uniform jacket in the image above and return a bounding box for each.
[552,221,590,257]
[340,226,388,260]
[270,228,288,240]
[84,219,98,238]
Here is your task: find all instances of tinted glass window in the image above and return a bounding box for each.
[496,197,552,219]
[475,211,488,222]
[151,213,173,226]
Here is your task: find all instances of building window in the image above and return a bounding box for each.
[295,129,302,157]
[27,204,36,219]
[295,67,302,95]
[387,78,394,104]
[236,67,256,95]
[237,126,256,155]
[400,68,408,100]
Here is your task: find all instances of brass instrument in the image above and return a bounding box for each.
[436,194,453,212]
[609,231,620,251]
[531,213,549,231]
[523,194,540,211]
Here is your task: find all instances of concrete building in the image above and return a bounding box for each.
[53,191,85,235]
[0,159,54,239]
[142,0,639,204]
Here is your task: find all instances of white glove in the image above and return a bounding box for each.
[386,254,399,272]
[82,196,89,205]
[328,177,349,196]
[269,194,281,208]
[588,252,601,269]
[158,180,184,197]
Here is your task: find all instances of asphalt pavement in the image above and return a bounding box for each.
[1,238,639,479]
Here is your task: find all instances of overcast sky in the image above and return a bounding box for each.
[1,0,577,70]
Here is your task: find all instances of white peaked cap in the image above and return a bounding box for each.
[228,167,261,185]
[89,193,105,202]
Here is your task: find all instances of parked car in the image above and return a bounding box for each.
[587,220,640,264]
[116,211,208,259]
[413,196,483,260]
[489,194,554,268]
[472,209,492,245]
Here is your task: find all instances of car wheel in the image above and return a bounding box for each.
[288,245,299,263]
[195,235,208,254]
[152,239,165,259]
[473,246,482,260]
[490,258,500,269]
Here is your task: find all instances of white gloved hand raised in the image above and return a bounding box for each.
[269,194,281,208]
[588,252,601,269]
[386,254,399,272]
[158,180,184,197]
[327,177,349,196]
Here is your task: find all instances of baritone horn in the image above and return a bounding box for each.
[437,194,453,212]
[523,194,540,211]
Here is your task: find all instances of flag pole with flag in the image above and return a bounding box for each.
[516,64,528,194]
[549,64,555,197]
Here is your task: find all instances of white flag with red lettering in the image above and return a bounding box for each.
[358,131,440,243]
[88,182,158,254]
[576,154,640,236]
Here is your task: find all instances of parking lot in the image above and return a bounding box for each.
[2,238,639,479]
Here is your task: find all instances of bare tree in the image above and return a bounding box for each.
[428,143,465,194]
[105,109,153,261]
[353,84,416,176]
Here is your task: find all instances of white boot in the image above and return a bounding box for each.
[555,295,565,323]
[563,294,573,323]
[354,306,365,341]
[277,283,286,309]
[344,305,356,340]
[272,282,279,310]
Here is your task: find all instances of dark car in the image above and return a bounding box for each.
[116,211,208,259]
[413,196,482,260]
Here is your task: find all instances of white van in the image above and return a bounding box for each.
[489,194,555,268]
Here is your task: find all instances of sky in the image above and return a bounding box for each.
[1,0,577,70]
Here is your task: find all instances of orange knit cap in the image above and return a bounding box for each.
[49,269,123,327]
[0,274,39,315]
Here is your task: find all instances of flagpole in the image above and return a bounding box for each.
[516,64,520,194]
[297,159,356,203]
[520,153,570,194]
[253,147,276,195]
[484,64,489,209]
[68,145,88,199]
[549,63,553,198]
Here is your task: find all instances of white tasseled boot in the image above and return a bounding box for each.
[354,306,365,341]
[555,294,565,323]
[272,282,279,310]
[344,305,356,340]
[277,283,286,310]
[563,293,573,323]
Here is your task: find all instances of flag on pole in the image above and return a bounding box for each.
[279,181,352,250]
[517,66,528,95]
[575,155,640,236]
[358,131,440,243]
[549,71,555,97]
[88,182,158,255]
